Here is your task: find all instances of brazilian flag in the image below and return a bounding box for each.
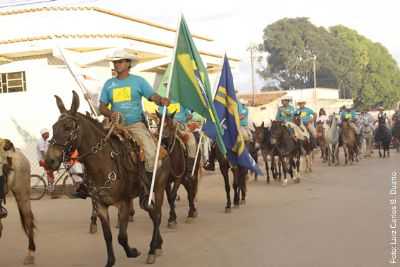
[168,16,226,154]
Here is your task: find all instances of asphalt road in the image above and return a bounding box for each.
[1,151,399,267]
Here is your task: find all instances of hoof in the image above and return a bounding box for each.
[233,204,240,209]
[240,199,246,205]
[146,254,156,264]
[167,221,177,229]
[127,248,141,258]
[185,217,195,224]
[192,210,199,218]
[282,180,288,187]
[294,178,301,184]
[129,215,134,222]
[89,224,97,234]
[155,249,163,256]
[225,207,231,213]
[23,255,34,265]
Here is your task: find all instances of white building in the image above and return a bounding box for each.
[0,5,239,168]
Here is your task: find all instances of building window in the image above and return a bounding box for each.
[0,71,26,93]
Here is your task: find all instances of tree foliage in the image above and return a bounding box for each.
[259,18,400,108]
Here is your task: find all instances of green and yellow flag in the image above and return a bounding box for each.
[168,16,226,155]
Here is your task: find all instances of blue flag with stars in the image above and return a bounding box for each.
[203,55,262,175]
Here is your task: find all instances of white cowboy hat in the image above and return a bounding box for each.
[297,99,306,104]
[40,128,49,135]
[106,49,138,62]
[281,96,292,101]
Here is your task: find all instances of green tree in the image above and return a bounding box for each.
[260,18,400,108]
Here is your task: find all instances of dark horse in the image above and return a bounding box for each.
[392,114,400,152]
[341,119,358,164]
[375,115,391,158]
[208,142,247,213]
[253,122,280,183]
[45,91,170,267]
[269,121,300,186]
[156,111,200,228]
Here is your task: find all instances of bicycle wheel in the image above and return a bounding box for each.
[62,174,79,198]
[30,175,47,200]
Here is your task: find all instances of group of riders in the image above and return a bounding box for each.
[1,49,400,221]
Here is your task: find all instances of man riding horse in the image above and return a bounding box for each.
[276,96,295,123]
[98,49,170,199]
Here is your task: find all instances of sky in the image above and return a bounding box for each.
[2,0,399,92]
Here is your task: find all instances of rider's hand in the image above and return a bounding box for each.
[160,97,170,106]
[111,112,121,124]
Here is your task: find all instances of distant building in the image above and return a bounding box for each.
[0,4,239,169]
[238,88,353,126]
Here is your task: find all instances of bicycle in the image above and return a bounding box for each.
[30,163,81,200]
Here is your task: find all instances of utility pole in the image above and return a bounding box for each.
[247,43,257,106]
[313,54,317,108]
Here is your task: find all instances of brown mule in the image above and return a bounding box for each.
[155,111,200,228]
[45,91,170,267]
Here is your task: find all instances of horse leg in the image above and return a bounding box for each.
[220,162,232,213]
[146,181,165,264]
[90,198,98,234]
[233,168,240,207]
[182,179,197,223]
[378,143,382,158]
[97,204,116,267]
[12,191,36,265]
[281,157,289,186]
[240,168,247,204]
[344,145,348,165]
[129,199,135,222]
[165,181,177,228]
[265,155,270,184]
[117,200,141,258]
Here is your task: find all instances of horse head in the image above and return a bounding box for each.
[252,122,266,145]
[45,91,100,171]
[270,120,284,145]
[156,110,177,146]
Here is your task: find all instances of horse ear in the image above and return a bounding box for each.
[54,95,67,114]
[171,111,177,119]
[253,122,257,129]
[155,110,161,119]
[261,121,264,128]
[70,90,80,115]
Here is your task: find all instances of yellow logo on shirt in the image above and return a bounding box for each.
[167,103,181,113]
[112,87,132,103]
[300,111,307,117]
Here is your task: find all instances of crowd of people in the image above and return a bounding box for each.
[1,48,400,221]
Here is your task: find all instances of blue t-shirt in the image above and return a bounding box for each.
[296,107,315,124]
[276,105,295,122]
[238,103,249,127]
[100,75,155,125]
[340,110,357,121]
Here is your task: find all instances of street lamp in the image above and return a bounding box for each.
[313,54,317,107]
[247,43,258,106]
